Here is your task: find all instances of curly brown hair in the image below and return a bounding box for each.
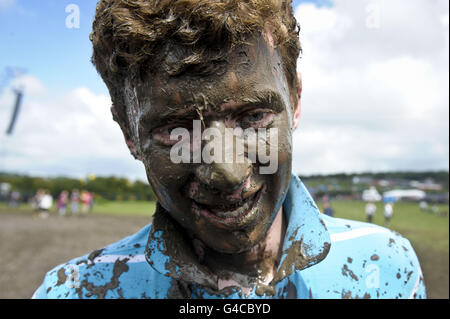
[90,0,301,129]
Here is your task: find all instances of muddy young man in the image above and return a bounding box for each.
[33,0,426,299]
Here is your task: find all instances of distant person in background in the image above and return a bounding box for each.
[0,183,11,202]
[322,196,334,217]
[32,190,44,211]
[38,190,53,219]
[89,192,95,213]
[70,189,80,215]
[81,190,92,215]
[384,202,394,226]
[419,200,428,212]
[8,190,21,208]
[57,190,69,217]
[323,205,334,217]
[365,202,376,223]
[431,204,439,215]
[31,189,44,219]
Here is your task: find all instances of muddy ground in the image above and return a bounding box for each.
[0,210,447,299]
[0,210,151,299]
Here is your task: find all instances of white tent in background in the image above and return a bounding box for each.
[362,187,382,202]
[382,189,426,202]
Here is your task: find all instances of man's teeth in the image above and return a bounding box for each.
[209,195,256,218]
[213,199,245,210]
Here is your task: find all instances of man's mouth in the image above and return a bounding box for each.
[191,187,263,230]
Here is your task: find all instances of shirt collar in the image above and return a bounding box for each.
[145,174,331,292]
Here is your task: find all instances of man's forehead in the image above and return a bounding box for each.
[132,33,290,122]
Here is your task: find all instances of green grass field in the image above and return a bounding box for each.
[92,200,156,217]
[0,200,156,218]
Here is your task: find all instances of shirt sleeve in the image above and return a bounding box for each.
[32,283,49,299]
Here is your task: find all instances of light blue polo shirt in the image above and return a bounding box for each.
[32,175,426,299]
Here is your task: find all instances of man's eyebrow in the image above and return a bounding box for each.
[148,90,285,126]
[160,106,199,118]
[145,106,198,128]
[225,90,285,113]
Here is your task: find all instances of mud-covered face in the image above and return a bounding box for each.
[127,34,294,254]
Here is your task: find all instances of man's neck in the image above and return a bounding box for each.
[198,208,286,293]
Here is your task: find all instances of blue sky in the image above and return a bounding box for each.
[0,0,105,93]
[0,0,448,179]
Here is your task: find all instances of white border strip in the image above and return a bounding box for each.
[91,254,147,264]
[330,227,391,243]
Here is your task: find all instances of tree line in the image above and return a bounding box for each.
[0,172,157,202]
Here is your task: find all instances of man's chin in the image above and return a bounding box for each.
[198,224,270,255]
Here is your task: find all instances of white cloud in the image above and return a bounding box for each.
[10,74,46,96]
[0,75,146,180]
[441,13,449,27]
[293,0,449,175]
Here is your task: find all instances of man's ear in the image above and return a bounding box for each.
[292,72,302,130]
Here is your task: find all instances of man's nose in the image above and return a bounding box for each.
[194,121,252,193]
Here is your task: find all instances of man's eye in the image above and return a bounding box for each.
[152,123,191,146]
[245,113,265,122]
[239,111,274,128]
